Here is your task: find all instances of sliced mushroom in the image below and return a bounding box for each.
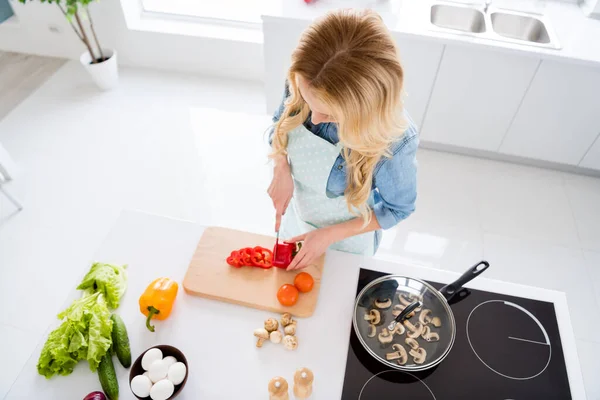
[398,293,413,307]
[422,328,440,342]
[284,322,297,336]
[281,312,294,327]
[254,328,270,347]
[364,309,381,325]
[270,330,282,344]
[405,337,419,350]
[405,321,424,339]
[378,328,394,344]
[264,318,279,332]
[283,335,298,350]
[385,344,408,365]
[375,298,392,309]
[391,304,405,317]
[431,317,442,328]
[419,309,433,325]
[410,347,427,364]
[367,324,377,338]
[391,323,406,336]
[421,325,431,339]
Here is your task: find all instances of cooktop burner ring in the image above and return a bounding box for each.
[358,370,437,400]
[466,300,552,381]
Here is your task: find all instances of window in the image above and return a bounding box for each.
[141,0,280,25]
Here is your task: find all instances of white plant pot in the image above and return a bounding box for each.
[80,48,119,90]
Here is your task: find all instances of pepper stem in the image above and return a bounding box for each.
[146,306,160,332]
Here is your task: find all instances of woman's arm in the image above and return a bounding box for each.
[286,213,380,270]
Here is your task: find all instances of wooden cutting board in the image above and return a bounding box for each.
[183,227,325,317]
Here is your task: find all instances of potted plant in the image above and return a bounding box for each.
[18,0,118,90]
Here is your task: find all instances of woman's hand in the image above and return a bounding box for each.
[268,155,294,232]
[286,227,339,271]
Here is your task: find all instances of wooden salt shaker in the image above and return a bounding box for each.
[293,367,314,399]
[268,376,289,400]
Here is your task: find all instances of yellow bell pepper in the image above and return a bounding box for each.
[139,277,178,332]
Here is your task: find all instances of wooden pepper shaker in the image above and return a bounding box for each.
[293,367,314,399]
[268,376,289,400]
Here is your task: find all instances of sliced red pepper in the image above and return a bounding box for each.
[239,248,254,266]
[227,251,242,268]
[250,246,273,268]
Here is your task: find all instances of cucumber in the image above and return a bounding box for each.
[111,314,131,368]
[98,352,119,400]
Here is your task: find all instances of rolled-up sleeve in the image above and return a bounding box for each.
[373,132,419,230]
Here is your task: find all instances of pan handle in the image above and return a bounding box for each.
[439,261,490,302]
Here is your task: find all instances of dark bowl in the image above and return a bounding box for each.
[129,345,189,400]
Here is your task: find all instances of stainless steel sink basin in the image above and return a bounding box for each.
[431,4,486,33]
[429,2,560,49]
[490,12,550,44]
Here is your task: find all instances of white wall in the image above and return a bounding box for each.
[0,0,264,81]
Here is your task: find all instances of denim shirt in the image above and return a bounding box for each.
[270,86,419,230]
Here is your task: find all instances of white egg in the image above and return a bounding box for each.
[141,348,163,371]
[167,362,187,385]
[150,379,175,400]
[131,374,152,398]
[148,359,169,383]
[162,356,177,368]
[143,371,150,378]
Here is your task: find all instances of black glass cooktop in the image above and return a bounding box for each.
[341,268,572,400]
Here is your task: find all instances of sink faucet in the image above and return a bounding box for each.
[483,0,492,12]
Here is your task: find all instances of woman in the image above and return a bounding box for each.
[268,9,418,270]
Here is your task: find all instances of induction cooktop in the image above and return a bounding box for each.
[341,268,572,399]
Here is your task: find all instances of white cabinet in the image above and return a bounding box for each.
[262,18,444,127]
[580,137,600,170]
[421,45,539,151]
[499,60,600,166]
[393,34,444,127]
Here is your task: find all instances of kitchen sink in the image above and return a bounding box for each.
[429,2,560,49]
[431,4,486,33]
[490,12,550,44]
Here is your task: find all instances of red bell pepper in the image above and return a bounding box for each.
[273,242,297,268]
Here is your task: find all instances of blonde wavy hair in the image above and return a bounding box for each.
[271,9,407,224]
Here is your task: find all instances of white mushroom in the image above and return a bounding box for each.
[385,344,408,365]
[398,293,413,307]
[405,321,424,339]
[431,317,442,328]
[419,309,433,325]
[378,328,394,344]
[283,335,298,350]
[367,324,377,338]
[284,322,297,336]
[391,323,406,336]
[422,328,440,342]
[391,304,405,317]
[281,312,294,327]
[270,330,283,344]
[375,298,392,309]
[265,318,279,332]
[254,328,270,347]
[410,347,427,364]
[405,337,419,350]
[364,309,381,325]
[421,325,431,339]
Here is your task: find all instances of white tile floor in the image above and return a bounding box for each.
[1,61,599,399]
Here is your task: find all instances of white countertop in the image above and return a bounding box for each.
[263,0,600,68]
[7,210,586,399]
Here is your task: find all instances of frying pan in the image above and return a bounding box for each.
[352,261,490,371]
